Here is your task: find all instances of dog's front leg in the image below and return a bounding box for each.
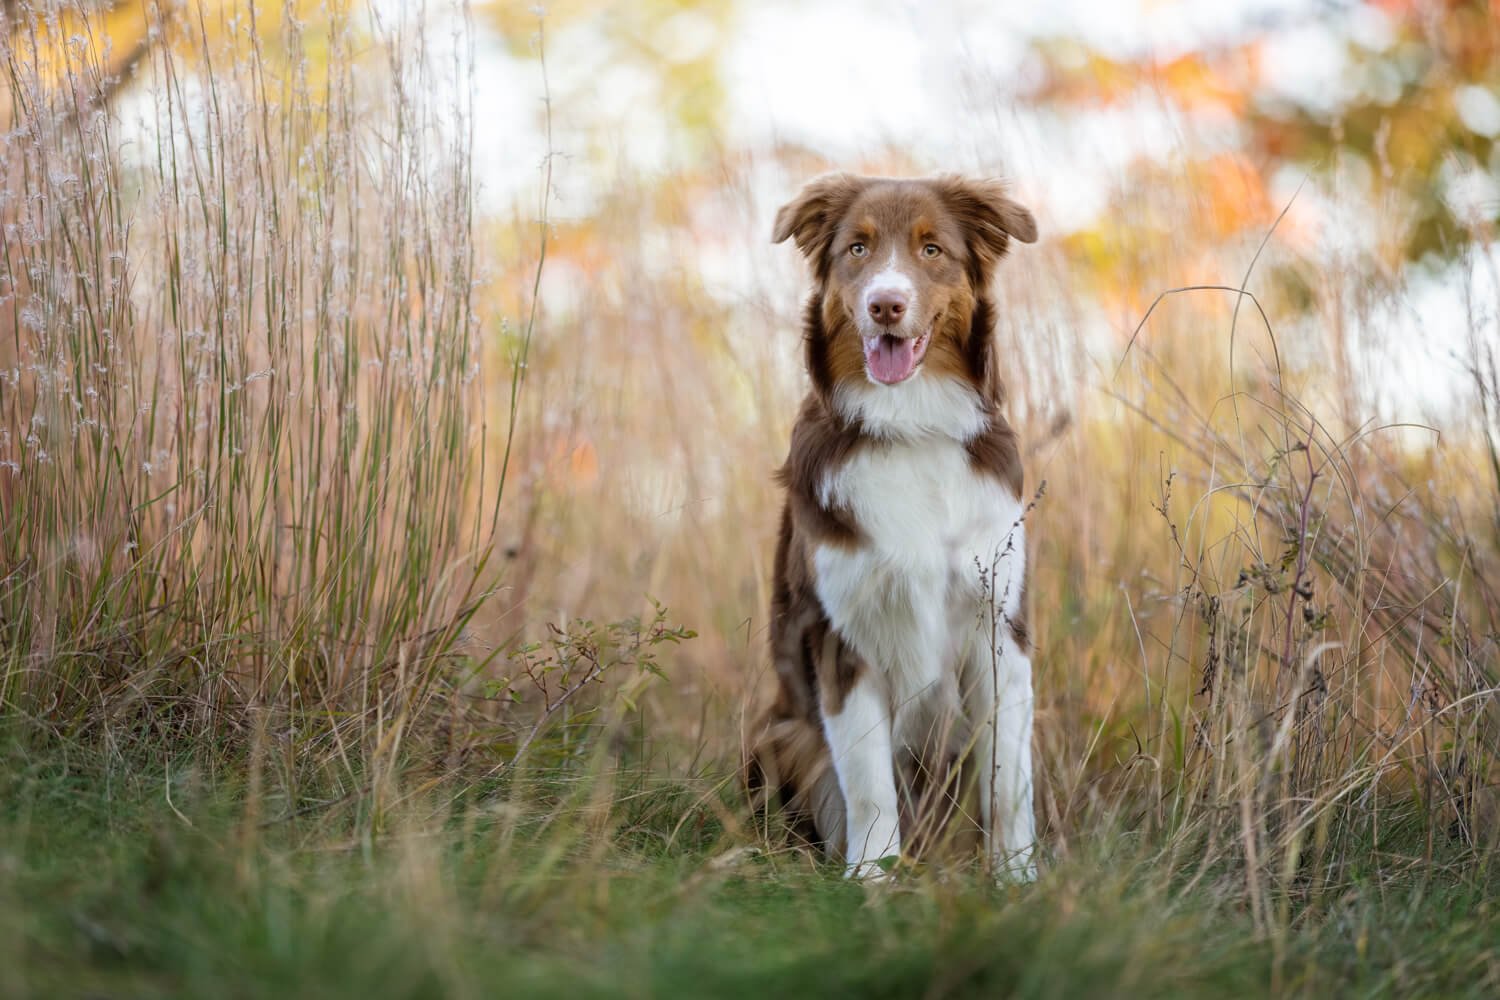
[822,673,900,879]
[976,631,1036,882]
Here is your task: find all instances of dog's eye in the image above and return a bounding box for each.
[921,244,942,259]
[849,243,868,258]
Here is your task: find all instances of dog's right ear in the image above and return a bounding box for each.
[772,173,867,263]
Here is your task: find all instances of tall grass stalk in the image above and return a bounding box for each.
[0,0,493,799]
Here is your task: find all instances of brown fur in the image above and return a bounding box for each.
[1008,579,1032,651]
[748,175,1036,859]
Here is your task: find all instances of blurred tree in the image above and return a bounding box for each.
[1026,0,1500,267]
[0,0,152,128]
[480,0,735,146]
[0,0,345,132]
[1249,0,1499,262]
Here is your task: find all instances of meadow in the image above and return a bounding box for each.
[3,1,1499,996]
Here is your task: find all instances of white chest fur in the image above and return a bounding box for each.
[812,430,1026,739]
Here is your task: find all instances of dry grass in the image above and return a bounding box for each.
[2,0,491,784]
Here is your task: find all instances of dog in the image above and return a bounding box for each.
[749,173,1039,881]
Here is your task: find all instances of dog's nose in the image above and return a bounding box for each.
[868,291,908,326]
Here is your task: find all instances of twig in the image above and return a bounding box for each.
[1279,425,1319,678]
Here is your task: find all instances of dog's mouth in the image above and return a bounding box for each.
[863,328,931,385]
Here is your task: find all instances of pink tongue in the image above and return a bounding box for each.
[865,335,917,384]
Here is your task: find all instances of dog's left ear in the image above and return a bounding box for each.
[935,176,1037,273]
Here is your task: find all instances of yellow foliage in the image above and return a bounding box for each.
[2,0,345,124]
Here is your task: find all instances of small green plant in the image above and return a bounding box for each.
[486,601,695,769]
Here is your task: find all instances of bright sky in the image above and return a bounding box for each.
[467,1,1343,211]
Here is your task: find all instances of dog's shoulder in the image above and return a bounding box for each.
[776,393,866,545]
[964,408,1024,499]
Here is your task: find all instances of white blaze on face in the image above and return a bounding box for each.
[859,248,930,386]
[858,249,918,339]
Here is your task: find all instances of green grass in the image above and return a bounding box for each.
[4,736,1497,1000]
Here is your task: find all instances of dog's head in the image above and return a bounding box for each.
[773,174,1036,393]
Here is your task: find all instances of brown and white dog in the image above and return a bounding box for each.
[750,174,1039,881]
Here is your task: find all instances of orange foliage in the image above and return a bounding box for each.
[2,0,338,128]
[1155,53,1248,114]
[1192,153,1274,239]
[1029,41,1258,116]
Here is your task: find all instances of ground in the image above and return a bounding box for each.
[4,736,1496,999]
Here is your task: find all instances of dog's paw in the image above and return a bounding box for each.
[845,855,900,882]
[991,847,1038,885]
